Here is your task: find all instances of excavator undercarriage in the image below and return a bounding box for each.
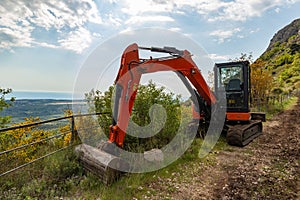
[226,120,263,146]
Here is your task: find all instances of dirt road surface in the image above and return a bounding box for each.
[144,98,300,200]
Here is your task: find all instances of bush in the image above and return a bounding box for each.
[125,82,181,151]
[275,53,293,67]
[43,148,81,183]
[261,44,282,61]
[86,81,182,152]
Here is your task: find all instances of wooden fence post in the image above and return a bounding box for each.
[70,116,75,145]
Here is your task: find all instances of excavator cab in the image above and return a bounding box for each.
[214,61,265,146]
[214,61,250,121]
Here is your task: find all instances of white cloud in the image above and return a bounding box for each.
[120,0,173,16]
[34,42,59,49]
[250,28,260,34]
[0,26,34,50]
[28,0,102,29]
[210,28,241,43]
[0,0,101,53]
[125,15,174,25]
[102,0,300,45]
[2,0,300,53]
[117,0,176,27]
[106,13,122,27]
[92,32,102,38]
[208,53,231,61]
[58,27,92,54]
[190,0,298,22]
[174,0,227,15]
[111,0,300,24]
[168,27,182,32]
[275,7,281,13]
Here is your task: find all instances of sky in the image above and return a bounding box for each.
[1,0,300,98]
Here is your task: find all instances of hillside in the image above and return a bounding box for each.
[266,19,300,51]
[259,18,300,94]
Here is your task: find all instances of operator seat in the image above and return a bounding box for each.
[227,79,242,91]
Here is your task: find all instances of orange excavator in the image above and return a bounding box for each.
[76,43,265,184]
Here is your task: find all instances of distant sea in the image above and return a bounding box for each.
[6,91,75,100]
[2,91,90,125]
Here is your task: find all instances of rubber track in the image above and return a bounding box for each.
[226,120,263,147]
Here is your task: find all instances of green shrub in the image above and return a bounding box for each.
[43,148,81,182]
[275,53,294,67]
[261,44,282,61]
[86,81,182,152]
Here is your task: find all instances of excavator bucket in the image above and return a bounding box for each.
[75,144,129,185]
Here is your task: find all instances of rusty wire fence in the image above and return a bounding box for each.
[0,112,108,178]
[250,93,295,113]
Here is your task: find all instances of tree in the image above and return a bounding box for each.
[250,59,273,104]
[229,53,273,105]
[0,88,15,128]
[230,52,254,63]
[85,86,114,137]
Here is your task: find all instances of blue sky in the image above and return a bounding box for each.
[1,0,300,97]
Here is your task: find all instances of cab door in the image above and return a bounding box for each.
[214,61,250,113]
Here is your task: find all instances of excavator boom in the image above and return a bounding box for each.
[108,43,216,147]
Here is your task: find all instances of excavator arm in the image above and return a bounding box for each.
[108,43,216,147]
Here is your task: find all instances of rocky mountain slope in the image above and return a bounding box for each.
[266,19,300,51]
[259,18,300,94]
